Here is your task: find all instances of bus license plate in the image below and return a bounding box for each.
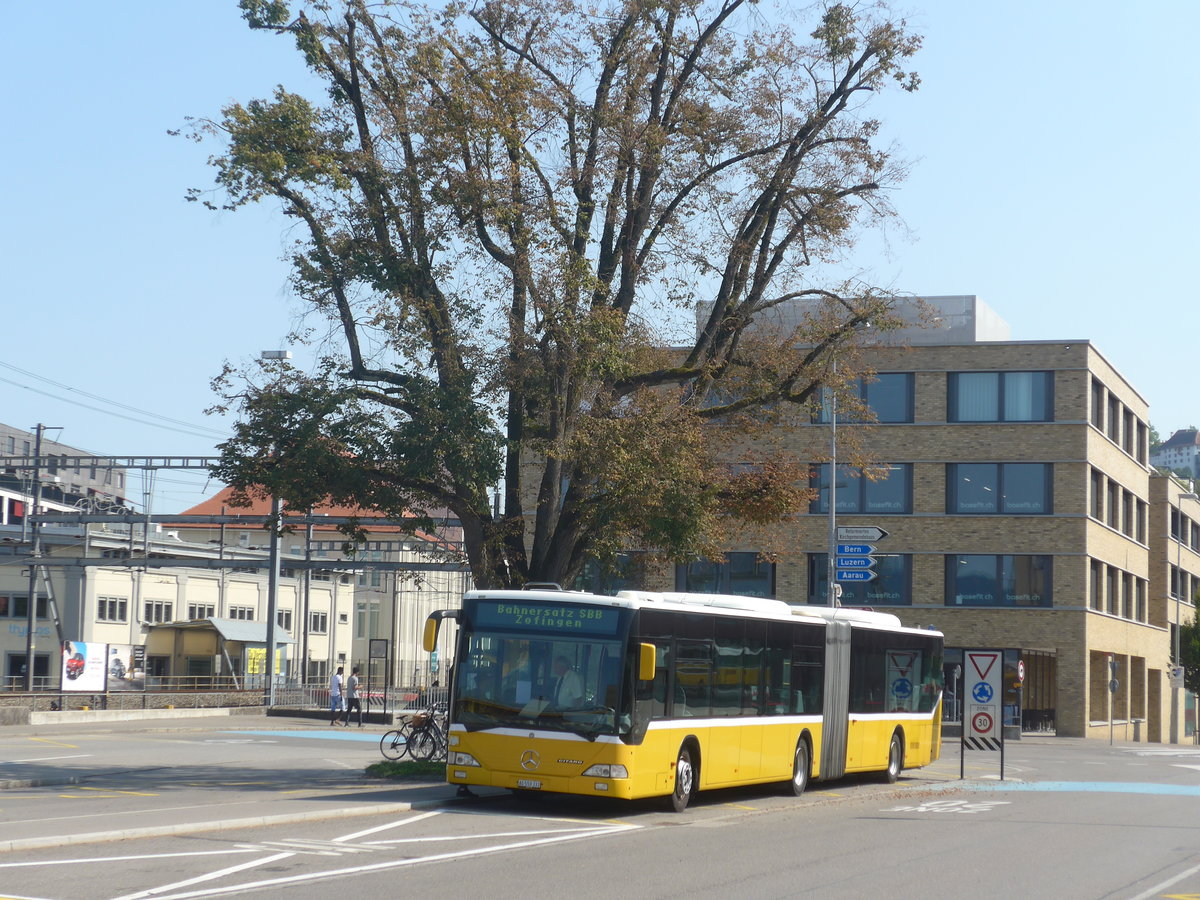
[516,779,542,789]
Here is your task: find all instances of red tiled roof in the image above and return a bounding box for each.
[174,486,456,543]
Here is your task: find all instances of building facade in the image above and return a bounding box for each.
[593,298,1198,742]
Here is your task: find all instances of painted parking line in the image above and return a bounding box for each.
[959,781,1200,797]
[219,730,382,743]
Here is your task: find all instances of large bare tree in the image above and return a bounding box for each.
[197,0,922,588]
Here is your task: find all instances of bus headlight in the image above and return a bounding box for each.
[450,752,481,767]
[582,764,628,779]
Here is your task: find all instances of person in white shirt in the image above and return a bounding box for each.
[329,666,345,725]
[552,655,583,707]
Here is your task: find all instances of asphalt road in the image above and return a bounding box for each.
[2,717,1200,900]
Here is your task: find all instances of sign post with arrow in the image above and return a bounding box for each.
[835,526,888,584]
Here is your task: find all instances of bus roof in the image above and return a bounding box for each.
[463,589,937,635]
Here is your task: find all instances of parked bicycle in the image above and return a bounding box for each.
[378,702,448,762]
[379,724,410,760]
[406,703,448,762]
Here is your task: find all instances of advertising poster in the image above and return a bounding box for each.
[61,641,108,692]
[244,646,286,676]
[106,643,146,692]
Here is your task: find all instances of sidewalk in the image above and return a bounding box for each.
[0,712,504,853]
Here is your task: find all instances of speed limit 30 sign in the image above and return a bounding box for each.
[964,649,1003,752]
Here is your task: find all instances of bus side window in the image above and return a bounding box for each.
[764,628,792,714]
[638,642,670,719]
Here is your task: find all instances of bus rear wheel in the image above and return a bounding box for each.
[787,739,810,796]
[883,731,904,783]
[669,745,696,812]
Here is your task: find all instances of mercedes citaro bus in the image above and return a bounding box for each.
[423,587,943,811]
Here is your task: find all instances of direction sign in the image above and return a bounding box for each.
[837,544,877,555]
[837,569,877,581]
[835,556,875,569]
[836,525,889,542]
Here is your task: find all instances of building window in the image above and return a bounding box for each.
[1090,560,1103,610]
[309,611,328,634]
[813,373,914,424]
[948,371,1052,422]
[1090,469,1104,520]
[1091,379,1104,428]
[1107,396,1121,443]
[143,600,173,624]
[808,553,912,606]
[675,552,775,597]
[947,463,1051,514]
[945,555,1052,607]
[574,552,649,595]
[810,464,912,514]
[229,606,254,620]
[187,603,215,620]
[97,597,128,623]
[0,595,48,619]
[277,609,293,632]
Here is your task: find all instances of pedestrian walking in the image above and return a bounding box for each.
[329,665,345,725]
[342,667,363,726]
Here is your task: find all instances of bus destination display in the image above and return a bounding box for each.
[474,600,621,636]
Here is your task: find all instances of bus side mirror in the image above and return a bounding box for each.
[422,617,440,653]
[638,643,656,681]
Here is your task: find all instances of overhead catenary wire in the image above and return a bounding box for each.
[0,363,228,440]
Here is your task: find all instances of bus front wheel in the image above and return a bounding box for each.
[883,731,904,783]
[669,745,696,812]
[788,739,810,796]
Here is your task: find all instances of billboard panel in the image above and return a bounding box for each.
[106,643,146,691]
[61,641,107,692]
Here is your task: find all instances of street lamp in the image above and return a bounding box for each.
[1170,491,1199,743]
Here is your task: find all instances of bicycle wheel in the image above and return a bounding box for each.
[409,727,438,761]
[379,729,408,761]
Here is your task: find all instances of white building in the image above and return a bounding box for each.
[1152,429,1200,479]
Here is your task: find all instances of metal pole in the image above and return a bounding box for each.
[24,424,47,691]
[265,496,282,707]
[827,359,838,607]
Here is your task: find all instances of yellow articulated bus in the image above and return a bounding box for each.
[423,587,943,811]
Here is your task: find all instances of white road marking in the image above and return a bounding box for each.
[120,823,639,900]
[883,799,1011,814]
[1125,859,1200,900]
[0,849,260,869]
[1,755,92,763]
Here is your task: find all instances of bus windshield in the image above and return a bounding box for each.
[454,599,631,739]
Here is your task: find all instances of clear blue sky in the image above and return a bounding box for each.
[2,1,1197,513]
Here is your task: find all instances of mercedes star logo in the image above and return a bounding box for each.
[520,749,541,771]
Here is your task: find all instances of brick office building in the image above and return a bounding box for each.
[609,297,1200,741]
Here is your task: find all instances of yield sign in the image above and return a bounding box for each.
[968,651,999,682]
[888,651,916,679]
